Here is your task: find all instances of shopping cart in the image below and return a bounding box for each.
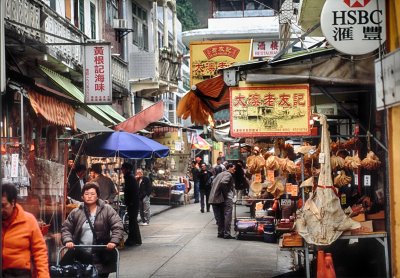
[234,198,276,241]
[56,245,120,277]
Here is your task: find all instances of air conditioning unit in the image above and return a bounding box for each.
[113,19,128,29]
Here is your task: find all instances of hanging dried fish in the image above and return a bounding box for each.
[266,155,280,171]
[361,151,381,170]
[333,170,352,188]
[344,154,362,170]
[331,155,345,171]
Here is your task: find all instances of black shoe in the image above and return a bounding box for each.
[217,234,224,238]
[194,201,199,203]
[200,209,204,213]
[224,235,235,239]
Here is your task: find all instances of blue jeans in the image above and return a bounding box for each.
[194,181,200,202]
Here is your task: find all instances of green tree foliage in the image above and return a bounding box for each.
[176,0,200,31]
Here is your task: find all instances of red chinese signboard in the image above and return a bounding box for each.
[84,43,112,104]
[230,85,311,137]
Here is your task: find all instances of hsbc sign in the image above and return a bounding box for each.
[321,0,386,55]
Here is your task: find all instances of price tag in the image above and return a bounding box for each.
[354,173,358,185]
[364,175,371,187]
[341,194,347,205]
[281,199,292,206]
[319,153,325,164]
[267,170,275,182]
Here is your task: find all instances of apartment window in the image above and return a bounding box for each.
[49,0,56,10]
[132,1,148,51]
[79,0,85,32]
[106,0,118,25]
[90,3,96,39]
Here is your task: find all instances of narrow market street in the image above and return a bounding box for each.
[116,202,294,278]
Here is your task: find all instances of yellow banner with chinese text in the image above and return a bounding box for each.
[230,85,311,137]
[190,40,252,86]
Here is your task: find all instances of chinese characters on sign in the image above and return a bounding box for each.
[320,0,386,55]
[230,85,311,137]
[253,41,279,58]
[84,43,112,104]
[190,40,252,86]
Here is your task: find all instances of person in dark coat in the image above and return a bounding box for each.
[121,162,142,246]
[198,163,213,213]
[209,163,236,239]
[67,164,87,202]
[61,182,123,277]
[191,160,201,203]
[91,163,117,204]
[136,168,152,225]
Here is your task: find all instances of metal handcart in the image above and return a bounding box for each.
[56,245,120,277]
[234,198,276,241]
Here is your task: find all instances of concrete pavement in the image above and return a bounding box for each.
[114,202,296,278]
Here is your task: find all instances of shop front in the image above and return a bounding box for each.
[178,46,389,277]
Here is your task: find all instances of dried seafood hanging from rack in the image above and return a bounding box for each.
[295,114,360,246]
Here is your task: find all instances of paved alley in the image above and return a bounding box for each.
[115,202,294,278]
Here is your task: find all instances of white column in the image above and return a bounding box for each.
[153,1,159,79]
[172,1,177,54]
[163,0,168,48]
[1,0,6,93]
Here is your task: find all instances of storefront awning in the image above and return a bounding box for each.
[39,65,126,125]
[191,134,211,150]
[114,101,164,133]
[28,89,75,128]
[75,112,113,134]
[177,75,229,125]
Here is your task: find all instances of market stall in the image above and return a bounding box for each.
[148,125,194,205]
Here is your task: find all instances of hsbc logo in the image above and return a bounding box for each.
[321,0,386,55]
[344,0,371,8]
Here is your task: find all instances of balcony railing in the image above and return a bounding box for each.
[159,47,181,85]
[5,0,128,87]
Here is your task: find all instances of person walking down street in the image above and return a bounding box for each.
[2,183,50,278]
[67,164,87,202]
[213,157,226,176]
[122,162,142,246]
[234,161,248,202]
[61,182,123,277]
[136,168,152,225]
[198,163,213,213]
[92,163,117,204]
[209,163,236,239]
[191,159,201,203]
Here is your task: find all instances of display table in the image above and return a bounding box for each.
[151,184,172,205]
[280,232,389,278]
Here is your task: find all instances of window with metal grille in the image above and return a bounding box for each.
[90,3,96,39]
[106,0,118,25]
[79,0,84,32]
[132,1,148,50]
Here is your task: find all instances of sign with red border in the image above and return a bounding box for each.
[230,85,311,137]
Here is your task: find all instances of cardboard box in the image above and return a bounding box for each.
[351,220,373,235]
[351,213,366,222]
[366,210,385,220]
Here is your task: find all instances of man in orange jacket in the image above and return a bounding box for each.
[2,183,50,277]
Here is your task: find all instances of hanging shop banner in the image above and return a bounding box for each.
[320,0,386,55]
[230,85,311,137]
[190,40,252,86]
[253,41,279,58]
[84,43,112,104]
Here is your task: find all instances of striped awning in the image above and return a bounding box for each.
[28,90,76,128]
